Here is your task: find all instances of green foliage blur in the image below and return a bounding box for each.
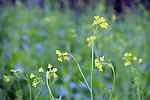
[0,0,150,100]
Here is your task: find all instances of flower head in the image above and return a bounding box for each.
[3,75,10,82]
[30,73,35,79]
[100,56,104,61]
[39,67,44,72]
[139,58,142,63]
[32,82,37,87]
[48,64,52,69]
[56,50,62,57]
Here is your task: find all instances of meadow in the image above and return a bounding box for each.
[0,1,150,100]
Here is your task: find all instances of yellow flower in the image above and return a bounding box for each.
[127,61,131,65]
[53,73,57,78]
[53,68,57,72]
[30,73,35,79]
[48,64,52,69]
[128,53,132,57]
[63,52,68,56]
[90,36,96,40]
[122,57,125,60]
[124,52,128,57]
[93,20,97,26]
[100,56,104,61]
[39,67,44,72]
[32,82,37,87]
[98,65,103,72]
[64,57,69,60]
[124,62,128,66]
[100,23,108,29]
[86,37,90,42]
[56,50,62,57]
[139,58,142,63]
[94,16,100,20]
[3,75,10,82]
[95,59,99,67]
[133,57,137,61]
[58,57,62,62]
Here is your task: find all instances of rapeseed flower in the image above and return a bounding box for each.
[32,82,37,87]
[30,73,35,79]
[95,56,105,72]
[133,57,137,61]
[56,50,69,62]
[39,67,44,72]
[93,16,108,29]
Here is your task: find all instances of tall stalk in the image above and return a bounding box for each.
[46,72,54,100]
[91,26,98,100]
[68,53,92,99]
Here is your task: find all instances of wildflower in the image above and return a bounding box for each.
[53,68,57,72]
[98,65,103,71]
[124,52,128,57]
[127,61,131,65]
[53,73,57,78]
[93,20,97,26]
[124,62,128,67]
[100,56,104,61]
[63,52,68,56]
[139,58,142,63]
[100,23,108,29]
[56,50,69,62]
[30,73,35,79]
[39,67,44,72]
[95,56,105,72]
[56,50,62,57]
[48,64,52,69]
[3,75,10,82]
[133,57,137,61]
[32,82,37,87]
[64,57,69,60]
[128,53,132,57]
[94,16,100,20]
[58,57,63,62]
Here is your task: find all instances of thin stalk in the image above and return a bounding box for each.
[24,72,32,100]
[91,26,98,100]
[16,75,22,100]
[46,72,54,100]
[137,87,141,100]
[68,54,92,94]
[35,85,44,100]
[109,64,115,100]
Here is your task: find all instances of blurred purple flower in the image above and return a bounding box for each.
[71,93,80,98]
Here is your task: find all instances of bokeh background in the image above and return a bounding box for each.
[0,0,150,100]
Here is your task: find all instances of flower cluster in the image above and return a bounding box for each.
[95,56,105,71]
[122,52,143,67]
[30,64,58,87]
[86,36,97,47]
[3,75,10,82]
[56,50,69,62]
[93,16,108,29]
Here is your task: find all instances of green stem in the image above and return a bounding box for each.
[35,85,44,100]
[46,72,54,100]
[109,64,115,100]
[16,75,22,100]
[24,72,32,100]
[91,26,98,100]
[68,54,92,94]
[137,87,141,100]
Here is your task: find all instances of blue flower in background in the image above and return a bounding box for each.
[71,93,80,98]
[70,82,76,89]
[34,43,45,54]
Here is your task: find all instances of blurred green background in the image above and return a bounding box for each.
[0,0,150,100]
